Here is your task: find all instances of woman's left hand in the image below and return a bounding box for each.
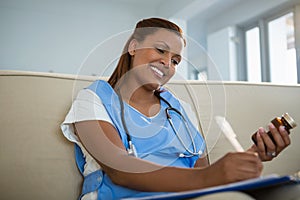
[248,123,291,161]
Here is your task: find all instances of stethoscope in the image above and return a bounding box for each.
[117,89,202,158]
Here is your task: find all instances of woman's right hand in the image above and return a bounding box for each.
[205,152,263,186]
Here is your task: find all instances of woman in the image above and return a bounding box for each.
[61,18,290,199]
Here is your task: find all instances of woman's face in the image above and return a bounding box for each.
[128,29,184,90]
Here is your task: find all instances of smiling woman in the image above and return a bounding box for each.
[60,17,292,200]
[123,28,184,91]
[108,18,186,89]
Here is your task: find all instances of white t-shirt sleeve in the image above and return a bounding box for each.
[60,89,113,143]
[61,89,110,199]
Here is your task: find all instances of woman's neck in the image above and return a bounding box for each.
[118,85,157,104]
[116,82,161,117]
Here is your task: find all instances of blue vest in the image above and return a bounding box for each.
[75,80,206,199]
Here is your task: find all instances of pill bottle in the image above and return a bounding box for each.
[252,113,297,145]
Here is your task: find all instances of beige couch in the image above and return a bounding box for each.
[1,70,300,200]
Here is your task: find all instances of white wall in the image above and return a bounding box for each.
[207,27,238,81]
[0,0,160,76]
[1,0,299,80]
[205,0,300,34]
[186,20,208,77]
[296,5,300,83]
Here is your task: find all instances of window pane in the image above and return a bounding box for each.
[246,27,261,82]
[268,12,297,84]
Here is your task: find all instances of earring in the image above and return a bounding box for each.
[129,50,135,56]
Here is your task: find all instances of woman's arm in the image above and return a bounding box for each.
[75,120,263,192]
[194,152,210,168]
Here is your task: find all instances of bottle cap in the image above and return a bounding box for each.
[282,113,297,128]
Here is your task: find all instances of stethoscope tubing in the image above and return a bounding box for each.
[166,109,198,157]
[117,89,201,158]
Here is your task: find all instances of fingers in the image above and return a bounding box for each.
[255,124,291,161]
[278,125,291,146]
[267,123,291,153]
[237,152,263,175]
[268,123,283,146]
[220,152,263,182]
[255,128,272,161]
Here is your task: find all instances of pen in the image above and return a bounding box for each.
[215,116,244,152]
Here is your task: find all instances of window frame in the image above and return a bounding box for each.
[240,7,299,83]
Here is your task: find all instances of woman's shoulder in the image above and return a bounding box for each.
[86,80,117,101]
[87,80,111,91]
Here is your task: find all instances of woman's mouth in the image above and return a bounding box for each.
[150,66,164,79]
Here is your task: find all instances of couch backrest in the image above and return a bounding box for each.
[1,70,299,200]
[166,81,300,171]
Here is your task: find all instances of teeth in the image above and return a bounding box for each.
[151,66,164,77]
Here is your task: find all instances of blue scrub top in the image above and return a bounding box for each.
[76,80,206,199]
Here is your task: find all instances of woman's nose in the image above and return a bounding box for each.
[160,54,171,68]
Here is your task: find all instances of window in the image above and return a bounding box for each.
[246,27,262,82]
[268,12,297,84]
[244,10,298,84]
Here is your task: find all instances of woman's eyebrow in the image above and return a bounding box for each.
[156,41,170,50]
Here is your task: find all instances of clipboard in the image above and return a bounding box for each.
[123,174,298,200]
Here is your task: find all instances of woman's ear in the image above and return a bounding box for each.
[128,39,138,56]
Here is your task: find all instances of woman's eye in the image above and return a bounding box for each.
[171,59,179,66]
[156,48,165,54]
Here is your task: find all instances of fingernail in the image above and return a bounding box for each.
[256,132,261,141]
[279,125,286,132]
[257,132,261,137]
[269,123,275,129]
